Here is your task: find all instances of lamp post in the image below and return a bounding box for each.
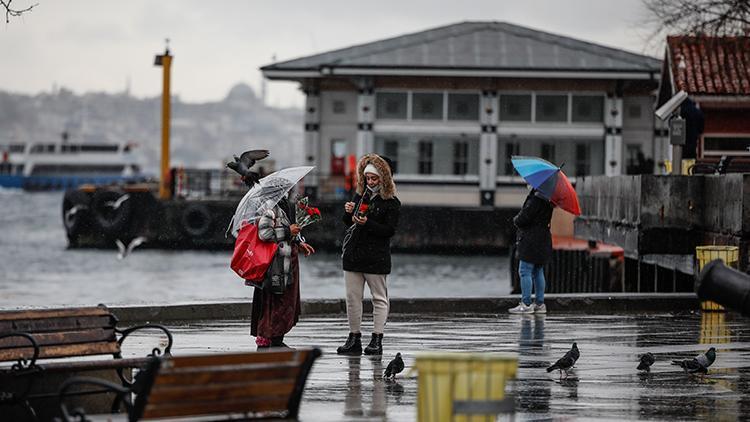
[154,39,173,199]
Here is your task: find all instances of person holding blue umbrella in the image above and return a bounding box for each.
[508,156,581,314]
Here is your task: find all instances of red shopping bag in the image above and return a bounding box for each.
[231,223,278,283]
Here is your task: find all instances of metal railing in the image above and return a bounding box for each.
[172,168,249,199]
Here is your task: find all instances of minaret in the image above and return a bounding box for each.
[261,54,275,106]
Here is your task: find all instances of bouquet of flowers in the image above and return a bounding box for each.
[296,196,322,228]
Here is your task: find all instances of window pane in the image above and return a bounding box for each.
[536,95,568,122]
[541,143,556,163]
[418,141,433,174]
[704,137,750,152]
[384,141,399,173]
[575,143,589,176]
[453,141,469,175]
[501,142,520,175]
[447,94,479,121]
[332,100,346,114]
[499,95,532,121]
[572,95,603,122]
[412,93,443,120]
[376,92,407,119]
[628,104,642,119]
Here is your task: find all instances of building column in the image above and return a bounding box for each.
[356,86,375,158]
[303,87,321,198]
[604,93,623,176]
[479,90,498,206]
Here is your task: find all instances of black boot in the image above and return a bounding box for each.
[364,333,383,356]
[270,336,291,349]
[337,332,362,356]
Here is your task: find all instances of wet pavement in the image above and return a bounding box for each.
[122,311,750,421]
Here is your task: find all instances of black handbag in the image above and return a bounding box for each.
[263,250,287,295]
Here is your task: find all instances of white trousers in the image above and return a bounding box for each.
[344,271,389,334]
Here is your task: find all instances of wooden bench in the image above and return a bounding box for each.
[58,348,323,421]
[0,305,173,420]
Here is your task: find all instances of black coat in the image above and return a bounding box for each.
[513,191,553,265]
[342,192,401,274]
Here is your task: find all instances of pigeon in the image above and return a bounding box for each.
[637,352,655,372]
[384,353,404,379]
[672,347,716,375]
[547,342,579,379]
[115,237,147,260]
[227,149,270,186]
[104,193,130,210]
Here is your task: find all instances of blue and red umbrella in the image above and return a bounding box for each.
[511,156,581,215]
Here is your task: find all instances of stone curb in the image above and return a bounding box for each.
[110,293,700,323]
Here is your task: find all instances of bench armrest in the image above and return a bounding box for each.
[116,324,173,357]
[0,332,39,370]
[57,376,133,422]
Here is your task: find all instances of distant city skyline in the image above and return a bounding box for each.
[1,0,661,108]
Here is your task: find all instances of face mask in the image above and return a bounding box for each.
[367,184,381,193]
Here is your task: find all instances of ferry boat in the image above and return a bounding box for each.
[0,141,148,190]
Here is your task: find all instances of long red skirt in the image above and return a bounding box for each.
[250,247,301,339]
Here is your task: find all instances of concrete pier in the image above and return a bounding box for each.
[108,293,699,323]
[113,300,750,421]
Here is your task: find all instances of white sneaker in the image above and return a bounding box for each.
[508,302,534,314]
[534,303,547,314]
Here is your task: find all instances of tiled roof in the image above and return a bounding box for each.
[263,21,660,74]
[667,36,750,95]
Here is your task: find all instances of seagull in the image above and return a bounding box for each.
[384,353,404,379]
[547,342,579,379]
[115,237,147,260]
[637,352,655,372]
[227,149,270,186]
[64,204,88,226]
[672,347,716,375]
[104,193,130,210]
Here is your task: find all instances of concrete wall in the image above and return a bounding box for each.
[575,174,750,267]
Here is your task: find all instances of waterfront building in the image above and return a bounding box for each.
[657,36,750,160]
[262,21,662,207]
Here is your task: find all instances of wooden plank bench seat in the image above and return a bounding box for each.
[0,305,173,420]
[58,348,323,421]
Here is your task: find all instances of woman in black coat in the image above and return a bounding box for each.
[509,188,554,314]
[337,154,400,356]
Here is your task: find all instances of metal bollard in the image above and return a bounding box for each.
[696,259,750,316]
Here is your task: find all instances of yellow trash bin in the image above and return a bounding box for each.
[414,352,518,422]
[682,159,696,175]
[696,245,739,311]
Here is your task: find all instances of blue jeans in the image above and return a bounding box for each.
[519,260,545,306]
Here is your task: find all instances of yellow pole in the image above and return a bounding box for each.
[155,44,173,199]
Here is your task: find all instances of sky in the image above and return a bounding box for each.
[0,0,663,108]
